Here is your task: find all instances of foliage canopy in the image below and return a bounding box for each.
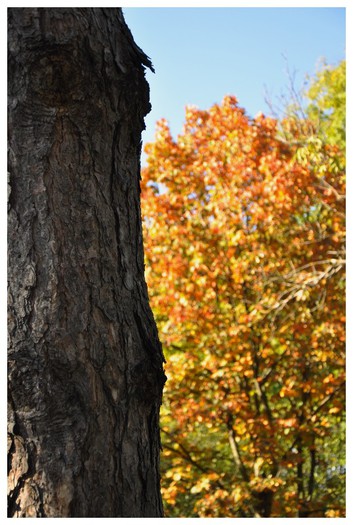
[141,60,345,517]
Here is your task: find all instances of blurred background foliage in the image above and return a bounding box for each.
[141,60,345,517]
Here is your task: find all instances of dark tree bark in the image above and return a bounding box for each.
[8,8,166,517]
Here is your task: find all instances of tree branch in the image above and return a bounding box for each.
[161,429,226,490]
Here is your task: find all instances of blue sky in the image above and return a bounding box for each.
[123,7,346,159]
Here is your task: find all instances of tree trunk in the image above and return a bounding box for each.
[8,8,166,517]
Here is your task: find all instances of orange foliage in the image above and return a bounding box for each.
[141,95,345,517]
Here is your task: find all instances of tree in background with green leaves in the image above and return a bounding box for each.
[306,59,345,150]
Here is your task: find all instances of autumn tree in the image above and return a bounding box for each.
[8,8,165,517]
[141,61,345,517]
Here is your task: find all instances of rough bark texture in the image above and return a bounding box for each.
[8,8,166,517]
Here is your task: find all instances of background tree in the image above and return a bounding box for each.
[8,8,165,517]
[141,60,345,517]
